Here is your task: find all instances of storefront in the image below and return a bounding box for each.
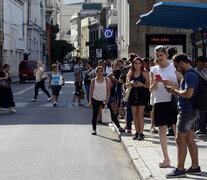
[136,1,207,61]
[146,34,186,59]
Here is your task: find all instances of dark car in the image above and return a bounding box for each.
[19,60,37,83]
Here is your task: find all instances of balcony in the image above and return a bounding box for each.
[108,9,117,28]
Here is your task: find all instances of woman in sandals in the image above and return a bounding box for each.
[126,57,150,141]
[88,66,125,135]
[30,61,51,102]
[48,64,65,106]
[150,45,182,168]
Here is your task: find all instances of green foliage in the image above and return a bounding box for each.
[51,40,75,63]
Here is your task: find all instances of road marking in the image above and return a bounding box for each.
[14,86,34,95]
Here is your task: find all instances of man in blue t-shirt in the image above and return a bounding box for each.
[166,53,201,178]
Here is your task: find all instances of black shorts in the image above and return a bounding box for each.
[154,102,177,127]
[51,85,61,96]
[74,81,82,96]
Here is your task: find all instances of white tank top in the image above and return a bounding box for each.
[93,78,107,101]
[151,63,177,103]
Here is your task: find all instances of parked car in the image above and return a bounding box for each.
[19,60,37,83]
[60,63,74,72]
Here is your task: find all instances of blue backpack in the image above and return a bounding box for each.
[186,70,207,112]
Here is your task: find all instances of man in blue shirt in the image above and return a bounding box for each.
[166,53,201,178]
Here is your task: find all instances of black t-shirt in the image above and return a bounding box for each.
[113,69,122,86]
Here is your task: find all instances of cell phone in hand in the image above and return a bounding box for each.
[155,74,162,80]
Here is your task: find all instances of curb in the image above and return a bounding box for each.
[112,122,154,180]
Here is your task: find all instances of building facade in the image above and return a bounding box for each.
[118,0,207,60]
[2,0,47,77]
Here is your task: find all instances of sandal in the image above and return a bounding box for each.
[159,159,170,168]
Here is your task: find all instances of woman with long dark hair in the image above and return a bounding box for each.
[88,66,125,135]
[126,57,149,140]
[0,64,16,113]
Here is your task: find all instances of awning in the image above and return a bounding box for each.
[136,2,207,31]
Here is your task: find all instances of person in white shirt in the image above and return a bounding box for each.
[30,61,51,102]
[105,59,113,75]
[150,46,182,168]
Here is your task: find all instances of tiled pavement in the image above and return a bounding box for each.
[115,118,207,180]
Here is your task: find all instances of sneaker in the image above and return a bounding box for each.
[166,168,186,178]
[186,166,201,175]
[127,129,132,135]
[195,130,206,135]
[92,130,97,135]
[138,133,145,140]
[9,109,16,113]
[133,132,139,140]
[47,97,52,101]
[150,126,158,134]
[53,102,57,106]
[30,99,37,102]
[119,127,125,133]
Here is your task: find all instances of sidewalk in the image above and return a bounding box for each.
[115,117,207,180]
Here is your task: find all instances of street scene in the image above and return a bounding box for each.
[1,0,207,180]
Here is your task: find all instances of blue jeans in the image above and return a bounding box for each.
[84,84,90,101]
[196,111,207,133]
[116,85,122,108]
[126,102,133,130]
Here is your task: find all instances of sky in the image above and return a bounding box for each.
[64,0,84,5]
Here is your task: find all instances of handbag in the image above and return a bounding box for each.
[123,86,132,102]
[102,105,112,123]
[59,75,63,85]
[0,80,9,89]
[41,71,48,80]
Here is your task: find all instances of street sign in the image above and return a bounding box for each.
[96,49,102,58]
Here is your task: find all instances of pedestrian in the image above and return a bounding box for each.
[105,58,113,76]
[48,64,65,106]
[126,57,150,140]
[194,56,207,135]
[88,66,125,135]
[166,53,201,178]
[30,61,52,102]
[120,53,138,134]
[0,64,16,113]
[84,62,95,102]
[150,45,182,168]
[166,47,178,136]
[149,58,159,134]
[108,59,124,118]
[72,57,83,105]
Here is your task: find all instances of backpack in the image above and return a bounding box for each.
[186,70,207,111]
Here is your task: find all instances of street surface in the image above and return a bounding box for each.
[0,72,139,180]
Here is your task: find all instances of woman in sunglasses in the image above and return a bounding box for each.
[48,64,65,106]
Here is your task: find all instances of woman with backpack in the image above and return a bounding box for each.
[30,61,51,102]
[88,66,125,135]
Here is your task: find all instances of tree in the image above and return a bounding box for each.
[51,40,75,63]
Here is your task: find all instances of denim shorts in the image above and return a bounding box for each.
[177,110,199,133]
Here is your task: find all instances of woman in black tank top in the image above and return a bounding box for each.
[126,57,150,140]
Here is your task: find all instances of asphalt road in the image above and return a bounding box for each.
[0,72,140,180]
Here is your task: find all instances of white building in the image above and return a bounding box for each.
[56,0,82,42]
[3,0,47,77]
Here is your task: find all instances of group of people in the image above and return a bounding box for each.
[0,45,206,178]
[30,61,65,106]
[75,45,204,178]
